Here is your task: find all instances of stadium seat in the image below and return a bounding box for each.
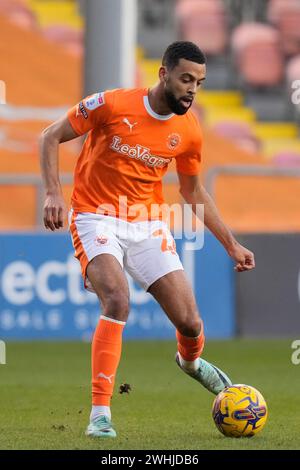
[212,121,252,138]
[195,90,242,107]
[267,0,300,56]
[253,122,299,139]
[273,151,300,166]
[25,0,82,29]
[0,0,36,30]
[0,14,81,106]
[0,0,27,14]
[204,106,256,126]
[262,138,300,158]
[41,25,83,56]
[231,23,284,87]
[212,121,261,153]
[175,0,228,55]
[41,25,83,43]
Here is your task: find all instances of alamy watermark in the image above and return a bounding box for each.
[291,340,300,365]
[93,197,205,251]
[0,340,6,364]
[291,80,300,105]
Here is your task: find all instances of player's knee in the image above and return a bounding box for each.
[177,316,202,337]
[102,292,129,322]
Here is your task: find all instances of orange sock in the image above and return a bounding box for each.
[92,315,125,406]
[176,319,205,361]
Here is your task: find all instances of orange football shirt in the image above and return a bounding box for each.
[67,88,202,221]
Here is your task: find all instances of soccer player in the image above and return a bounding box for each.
[39,41,255,438]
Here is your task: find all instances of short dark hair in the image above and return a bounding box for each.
[162,41,206,70]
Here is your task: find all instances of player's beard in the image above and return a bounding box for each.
[164,88,191,115]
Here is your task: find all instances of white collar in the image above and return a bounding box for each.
[143,95,174,121]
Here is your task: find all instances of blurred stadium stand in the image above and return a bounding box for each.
[0,0,299,233]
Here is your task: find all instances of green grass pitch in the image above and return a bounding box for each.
[0,339,299,450]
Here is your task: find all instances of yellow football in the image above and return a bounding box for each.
[212,384,268,437]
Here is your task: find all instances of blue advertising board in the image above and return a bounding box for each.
[0,232,235,340]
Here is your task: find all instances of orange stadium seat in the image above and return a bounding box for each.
[231,23,284,86]
[267,0,300,56]
[0,15,81,106]
[175,0,228,55]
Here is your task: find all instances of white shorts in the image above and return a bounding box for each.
[69,211,183,292]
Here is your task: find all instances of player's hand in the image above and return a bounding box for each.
[43,193,67,231]
[227,242,255,272]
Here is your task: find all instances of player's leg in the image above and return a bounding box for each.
[148,269,232,395]
[69,211,129,436]
[85,254,130,438]
[69,212,129,437]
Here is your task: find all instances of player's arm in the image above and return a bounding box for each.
[39,115,79,231]
[178,173,255,272]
